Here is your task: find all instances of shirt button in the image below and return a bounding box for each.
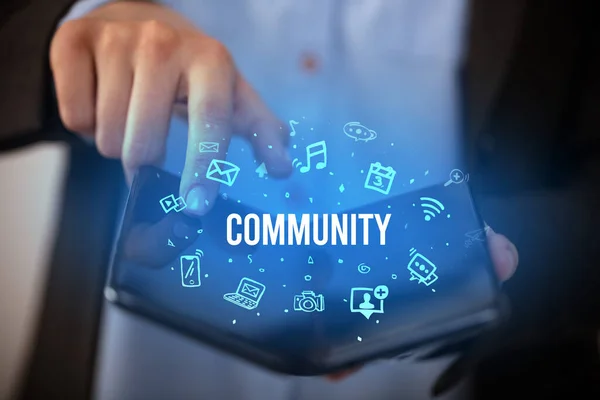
[299,51,320,73]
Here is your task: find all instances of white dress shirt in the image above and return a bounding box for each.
[59,1,470,399]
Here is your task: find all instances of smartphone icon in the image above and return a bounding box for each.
[180,255,201,287]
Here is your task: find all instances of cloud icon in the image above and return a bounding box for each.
[343,122,377,143]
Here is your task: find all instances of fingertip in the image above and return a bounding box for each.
[266,156,293,178]
[246,119,293,179]
[326,366,362,382]
[497,260,516,282]
[256,144,293,179]
[487,233,518,282]
[183,185,212,217]
[277,120,291,147]
[502,240,519,281]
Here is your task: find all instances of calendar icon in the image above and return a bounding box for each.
[364,162,396,195]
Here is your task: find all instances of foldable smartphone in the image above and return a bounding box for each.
[106,164,505,375]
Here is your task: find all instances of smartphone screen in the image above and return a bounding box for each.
[108,164,500,375]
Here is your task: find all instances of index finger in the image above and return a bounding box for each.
[180,59,235,216]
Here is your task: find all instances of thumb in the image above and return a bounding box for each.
[485,225,519,282]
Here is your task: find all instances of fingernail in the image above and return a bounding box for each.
[185,186,208,216]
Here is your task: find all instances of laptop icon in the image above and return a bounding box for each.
[223,277,266,310]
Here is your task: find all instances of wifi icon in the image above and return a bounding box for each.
[420,197,445,222]
[292,158,303,169]
[195,249,204,257]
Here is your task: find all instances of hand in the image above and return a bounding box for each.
[50,1,291,216]
[327,225,519,382]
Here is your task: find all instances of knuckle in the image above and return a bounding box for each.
[97,22,134,54]
[50,20,88,65]
[137,20,179,61]
[204,39,233,67]
[188,38,233,71]
[54,19,89,43]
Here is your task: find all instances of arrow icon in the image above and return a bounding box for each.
[167,239,175,247]
[255,162,268,178]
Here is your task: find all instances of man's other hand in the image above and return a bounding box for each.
[327,225,519,382]
[50,1,292,216]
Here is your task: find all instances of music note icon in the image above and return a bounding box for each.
[298,140,327,174]
[289,120,299,137]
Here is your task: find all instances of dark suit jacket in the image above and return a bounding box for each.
[2,0,599,399]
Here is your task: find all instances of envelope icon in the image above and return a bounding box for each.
[206,159,240,187]
[242,283,260,297]
[199,141,219,153]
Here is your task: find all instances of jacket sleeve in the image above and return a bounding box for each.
[0,0,156,152]
[478,27,600,352]
[0,0,78,151]
[431,15,600,395]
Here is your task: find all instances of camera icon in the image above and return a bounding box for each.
[293,290,325,313]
